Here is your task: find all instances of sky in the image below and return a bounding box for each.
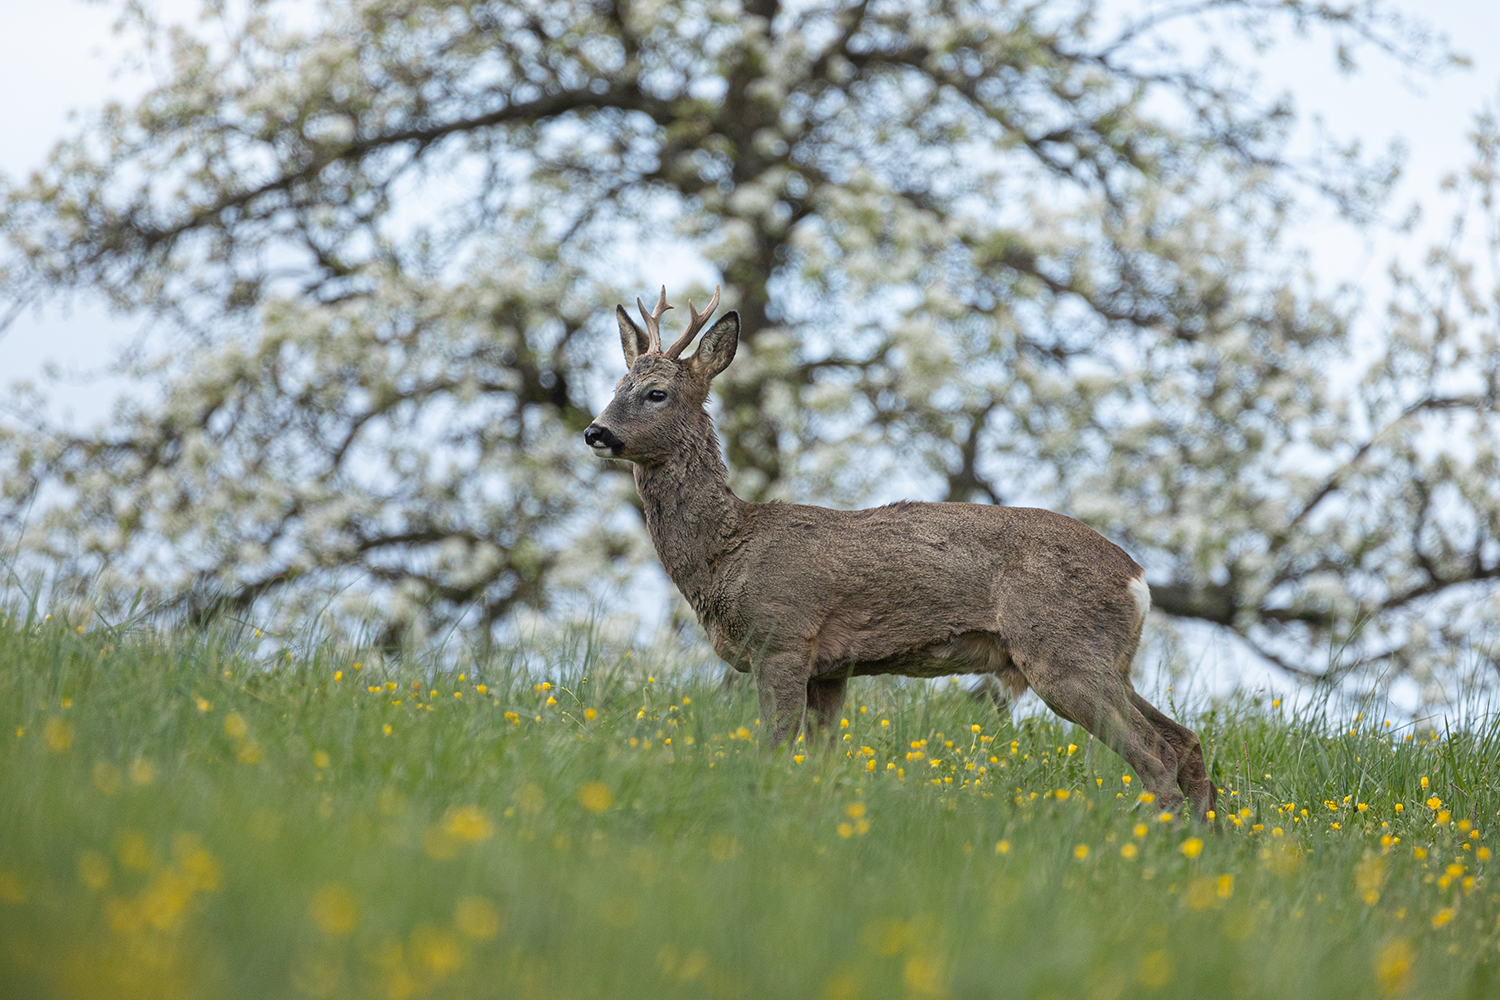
[1,0,1497,710]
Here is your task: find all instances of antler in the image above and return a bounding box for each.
[636,286,673,353]
[663,285,721,359]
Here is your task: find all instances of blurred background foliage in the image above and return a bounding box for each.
[1,0,1498,697]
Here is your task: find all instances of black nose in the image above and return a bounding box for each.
[584,424,622,451]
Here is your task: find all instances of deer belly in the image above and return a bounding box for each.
[813,631,1014,680]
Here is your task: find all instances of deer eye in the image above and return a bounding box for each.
[645,389,668,402]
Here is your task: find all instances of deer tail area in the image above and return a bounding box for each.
[1129,573,1152,626]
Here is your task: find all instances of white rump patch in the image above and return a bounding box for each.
[1128,573,1152,623]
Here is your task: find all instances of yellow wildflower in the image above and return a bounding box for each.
[442,806,495,843]
[0,870,25,904]
[1374,939,1412,995]
[43,718,73,753]
[310,883,359,936]
[455,896,502,939]
[92,761,122,796]
[577,782,613,814]
[77,851,111,890]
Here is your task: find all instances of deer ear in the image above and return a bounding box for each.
[688,312,739,381]
[617,305,650,369]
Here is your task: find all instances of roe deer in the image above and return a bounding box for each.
[584,287,1215,820]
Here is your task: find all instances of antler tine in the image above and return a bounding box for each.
[663,284,721,359]
[636,286,673,353]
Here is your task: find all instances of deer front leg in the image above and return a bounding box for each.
[755,655,810,755]
[806,675,848,749]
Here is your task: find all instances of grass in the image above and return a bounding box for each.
[2,614,1499,1000]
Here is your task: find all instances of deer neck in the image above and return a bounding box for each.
[633,412,745,604]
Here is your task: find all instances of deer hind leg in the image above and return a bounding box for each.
[968,666,1025,718]
[755,656,810,755]
[806,675,849,748]
[1026,668,1183,813]
[1130,691,1216,821]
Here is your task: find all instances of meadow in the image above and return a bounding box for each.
[2,613,1498,1000]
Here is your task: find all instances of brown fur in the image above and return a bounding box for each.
[585,297,1215,820]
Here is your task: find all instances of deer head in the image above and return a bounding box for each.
[584,285,738,463]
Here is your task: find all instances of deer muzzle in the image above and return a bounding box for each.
[584,423,624,457]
